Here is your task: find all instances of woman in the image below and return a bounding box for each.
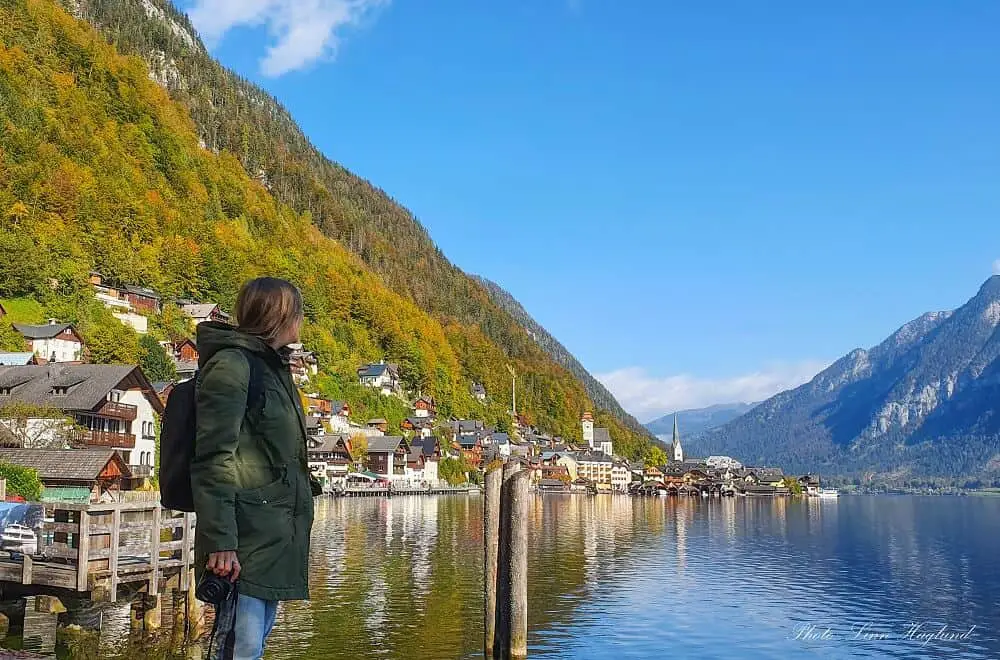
[191,277,314,659]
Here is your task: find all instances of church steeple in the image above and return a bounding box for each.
[671,413,683,462]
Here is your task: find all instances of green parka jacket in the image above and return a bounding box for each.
[191,322,314,602]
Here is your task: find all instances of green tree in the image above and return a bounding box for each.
[0,320,26,352]
[0,462,43,501]
[438,456,471,486]
[85,322,140,365]
[783,477,803,495]
[138,334,176,382]
[644,445,668,468]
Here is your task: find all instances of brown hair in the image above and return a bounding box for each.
[235,277,304,344]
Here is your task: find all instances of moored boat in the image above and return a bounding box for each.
[817,488,839,499]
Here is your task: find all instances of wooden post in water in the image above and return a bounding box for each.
[506,470,530,659]
[491,459,530,659]
[484,465,502,657]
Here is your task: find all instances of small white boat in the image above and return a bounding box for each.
[817,488,840,499]
[2,523,38,555]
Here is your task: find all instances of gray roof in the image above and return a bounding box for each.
[367,418,388,425]
[575,450,614,464]
[411,437,439,457]
[593,428,612,445]
[0,364,163,414]
[367,436,404,453]
[490,433,510,445]
[12,323,77,340]
[307,434,349,455]
[0,448,129,482]
[357,363,398,378]
[124,285,161,300]
[0,353,34,366]
[305,416,322,431]
[330,401,349,415]
[151,381,173,394]
[452,419,485,433]
[173,359,198,375]
[181,303,218,318]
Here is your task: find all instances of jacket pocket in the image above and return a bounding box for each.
[234,478,295,580]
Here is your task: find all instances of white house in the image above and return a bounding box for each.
[13,321,84,363]
[357,361,400,395]
[611,461,631,492]
[113,311,148,334]
[706,456,743,470]
[329,401,351,433]
[0,364,163,478]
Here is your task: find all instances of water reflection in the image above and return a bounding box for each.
[78,494,1000,659]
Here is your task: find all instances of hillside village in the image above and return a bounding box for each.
[0,274,816,503]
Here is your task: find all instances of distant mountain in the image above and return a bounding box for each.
[694,276,1000,480]
[473,276,657,442]
[646,403,757,439]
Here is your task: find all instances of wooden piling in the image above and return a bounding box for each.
[493,460,529,659]
[484,465,502,657]
[507,470,530,659]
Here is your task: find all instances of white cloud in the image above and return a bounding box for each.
[597,360,829,422]
[992,259,1000,276]
[187,0,388,76]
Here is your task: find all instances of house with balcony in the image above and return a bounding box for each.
[13,321,84,363]
[365,436,408,479]
[0,364,163,479]
[366,418,388,435]
[575,450,614,490]
[611,461,632,492]
[402,416,434,438]
[357,361,400,395]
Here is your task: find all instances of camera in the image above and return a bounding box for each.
[196,572,235,606]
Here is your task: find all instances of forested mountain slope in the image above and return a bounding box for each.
[473,276,655,440]
[1,0,657,457]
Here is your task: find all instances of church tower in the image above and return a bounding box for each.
[671,414,683,462]
[582,412,595,449]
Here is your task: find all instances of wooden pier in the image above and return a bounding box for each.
[0,501,196,606]
[335,485,482,498]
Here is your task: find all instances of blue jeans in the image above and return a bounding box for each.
[214,593,279,660]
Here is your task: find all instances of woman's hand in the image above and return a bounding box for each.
[206,551,241,582]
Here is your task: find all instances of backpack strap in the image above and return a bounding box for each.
[241,349,266,416]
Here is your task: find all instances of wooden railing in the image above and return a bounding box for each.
[74,430,136,449]
[2,501,196,603]
[95,400,138,421]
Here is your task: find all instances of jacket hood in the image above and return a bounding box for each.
[196,322,272,367]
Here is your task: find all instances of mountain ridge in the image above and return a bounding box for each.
[645,402,757,439]
[694,276,1000,479]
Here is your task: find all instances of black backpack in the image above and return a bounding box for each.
[159,349,265,512]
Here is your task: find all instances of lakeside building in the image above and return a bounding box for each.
[0,364,163,479]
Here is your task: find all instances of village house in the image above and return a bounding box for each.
[706,455,744,470]
[307,434,353,488]
[575,450,614,491]
[0,364,164,479]
[329,401,351,433]
[123,286,162,314]
[166,338,199,363]
[0,448,134,502]
[611,461,632,492]
[471,382,487,402]
[180,302,230,325]
[304,395,333,419]
[288,348,318,385]
[413,396,436,418]
[402,416,434,438]
[798,474,821,495]
[366,418,388,435]
[365,436,408,479]
[357,361,401,395]
[541,451,578,481]
[13,321,84,363]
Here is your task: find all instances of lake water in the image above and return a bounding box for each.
[257,494,1000,659]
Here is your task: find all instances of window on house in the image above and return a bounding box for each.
[0,388,10,396]
[52,386,69,396]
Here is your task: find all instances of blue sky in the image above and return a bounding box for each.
[181,0,1000,421]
